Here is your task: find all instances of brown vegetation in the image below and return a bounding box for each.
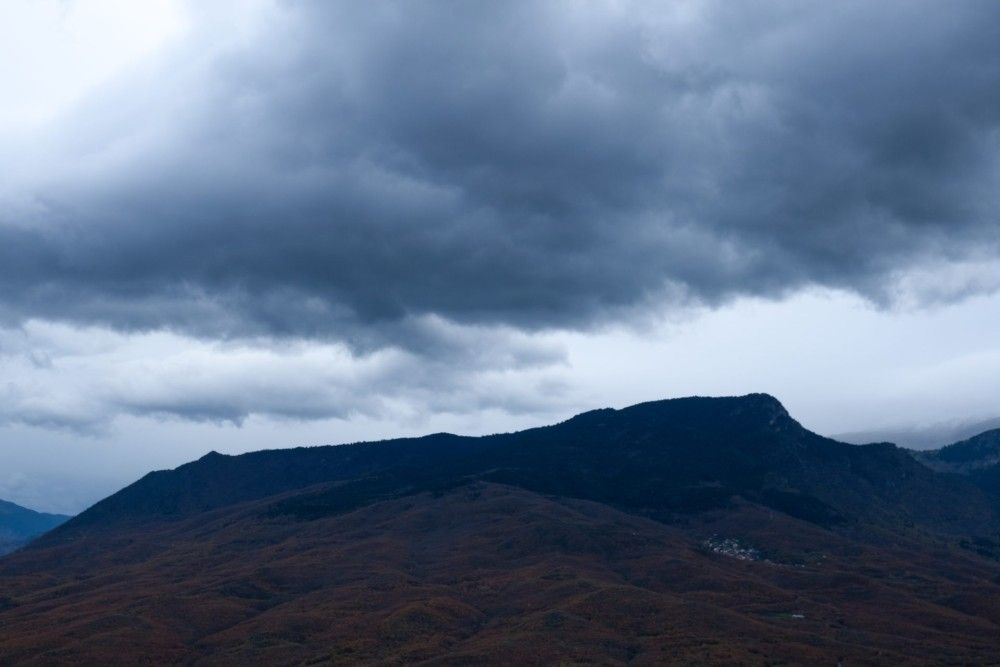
[1,482,999,665]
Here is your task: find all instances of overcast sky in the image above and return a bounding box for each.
[2,0,1000,513]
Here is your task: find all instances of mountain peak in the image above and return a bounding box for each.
[614,393,795,430]
[740,391,786,409]
[654,392,786,413]
[556,394,794,439]
[728,392,789,418]
[741,393,792,426]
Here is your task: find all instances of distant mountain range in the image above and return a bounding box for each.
[0,499,69,556]
[2,394,1000,663]
[835,415,1000,450]
[914,428,1000,503]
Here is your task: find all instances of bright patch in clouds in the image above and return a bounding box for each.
[0,0,188,129]
[0,318,569,432]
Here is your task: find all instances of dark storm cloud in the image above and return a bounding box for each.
[2,0,1000,347]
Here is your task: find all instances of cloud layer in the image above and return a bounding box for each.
[0,319,569,431]
[2,1,1000,435]
[2,0,998,347]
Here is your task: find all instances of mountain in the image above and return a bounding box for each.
[2,394,1000,664]
[836,415,1000,450]
[914,428,1000,500]
[37,394,1000,539]
[0,499,69,556]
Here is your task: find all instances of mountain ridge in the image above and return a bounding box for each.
[4,393,1000,664]
[37,393,999,546]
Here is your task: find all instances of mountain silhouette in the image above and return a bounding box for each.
[837,416,1000,450]
[40,394,998,540]
[915,428,1000,500]
[0,499,69,556]
[2,394,1000,664]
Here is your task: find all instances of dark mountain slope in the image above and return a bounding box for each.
[42,394,998,547]
[5,394,1000,664]
[0,499,69,555]
[916,429,1000,473]
[914,428,1000,506]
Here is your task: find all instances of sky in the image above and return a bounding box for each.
[2,0,1000,514]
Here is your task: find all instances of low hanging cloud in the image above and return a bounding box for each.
[1,1,999,430]
[0,319,570,431]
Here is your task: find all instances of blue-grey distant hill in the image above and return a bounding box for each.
[914,428,1000,505]
[0,499,70,555]
[835,416,1000,450]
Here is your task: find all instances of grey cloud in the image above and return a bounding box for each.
[0,319,571,432]
[2,0,999,347]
